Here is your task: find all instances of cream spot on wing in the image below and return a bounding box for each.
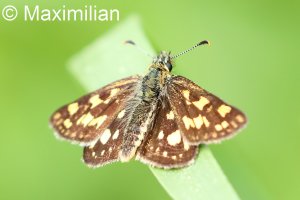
[207,105,213,112]
[203,116,210,127]
[215,124,223,131]
[157,131,164,140]
[88,116,100,126]
[92,152,96,157]
[193,115,203,129]
[236,114,245,123]
[179,154,183,158]
[112,78,137,88]
[89,95,103,108]
[167,130,181,146]
[96,115,107,128]
[109,147,112,152]
[231,121,238,128]
[221,121,229,129]
[110,88,120,97]
[183,141,190,150]
[63,119,72,128]
[68,102,79,115]
[100,129,111,144]
[166,111,174,120]
[182,90,190,100]
[186,100,192,105]
[103,88,121,104]
[89,143,95,149]
[163,151,168,157]
[88,115,107,129]
[70,132,76,138]
[117,110,125,119]
[53,113,61,120]
[171,156,177,160]
[81,112,94,127]
[79,133,84,139]
[112,130,119,140]
[204,133,209,140]
[103,99,110,104]
[182,116,195,129]
[193,96,210,110]
[217,104,232,118]
[155,147,160,152]
[55,119,63,125]
[212,132,218,138]
[76,114,86,125]
[101,150,105,156]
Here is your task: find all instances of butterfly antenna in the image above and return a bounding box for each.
[171,40,210,59]
[124,40,154,58]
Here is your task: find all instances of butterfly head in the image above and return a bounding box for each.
[153,51,173,72]
[125,40,209,72]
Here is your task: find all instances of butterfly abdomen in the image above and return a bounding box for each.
[119,68,165,161]
[139,68,162,102]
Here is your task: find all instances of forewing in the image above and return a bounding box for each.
[137,96,198,169]
[167,75,247,145]
[83,108,129,167]
[50,76,140,145]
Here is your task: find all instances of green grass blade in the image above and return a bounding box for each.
[68,15,240,200]
[151,147,239,200]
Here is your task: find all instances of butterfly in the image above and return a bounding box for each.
[50,40,247,169]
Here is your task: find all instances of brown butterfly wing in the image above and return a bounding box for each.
[50,76,140,146]
[167,75,247,145]
[83,108,131,167]
[137,95,198,169]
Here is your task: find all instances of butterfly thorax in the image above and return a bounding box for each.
[137,51,173,102]
[119,55,172,162]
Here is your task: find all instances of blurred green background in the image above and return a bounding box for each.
[0,0,299,200]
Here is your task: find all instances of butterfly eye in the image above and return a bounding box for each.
[165,62,173,71]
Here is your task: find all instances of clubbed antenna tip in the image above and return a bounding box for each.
[124,40,136,45]
[124,40,153,58]
[198,40,210,46]
[171,40,210,59]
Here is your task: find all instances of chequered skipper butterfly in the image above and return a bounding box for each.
[50,40,247,169]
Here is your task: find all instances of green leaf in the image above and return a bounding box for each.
[151,147,239,200]
[68,15,240,200]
